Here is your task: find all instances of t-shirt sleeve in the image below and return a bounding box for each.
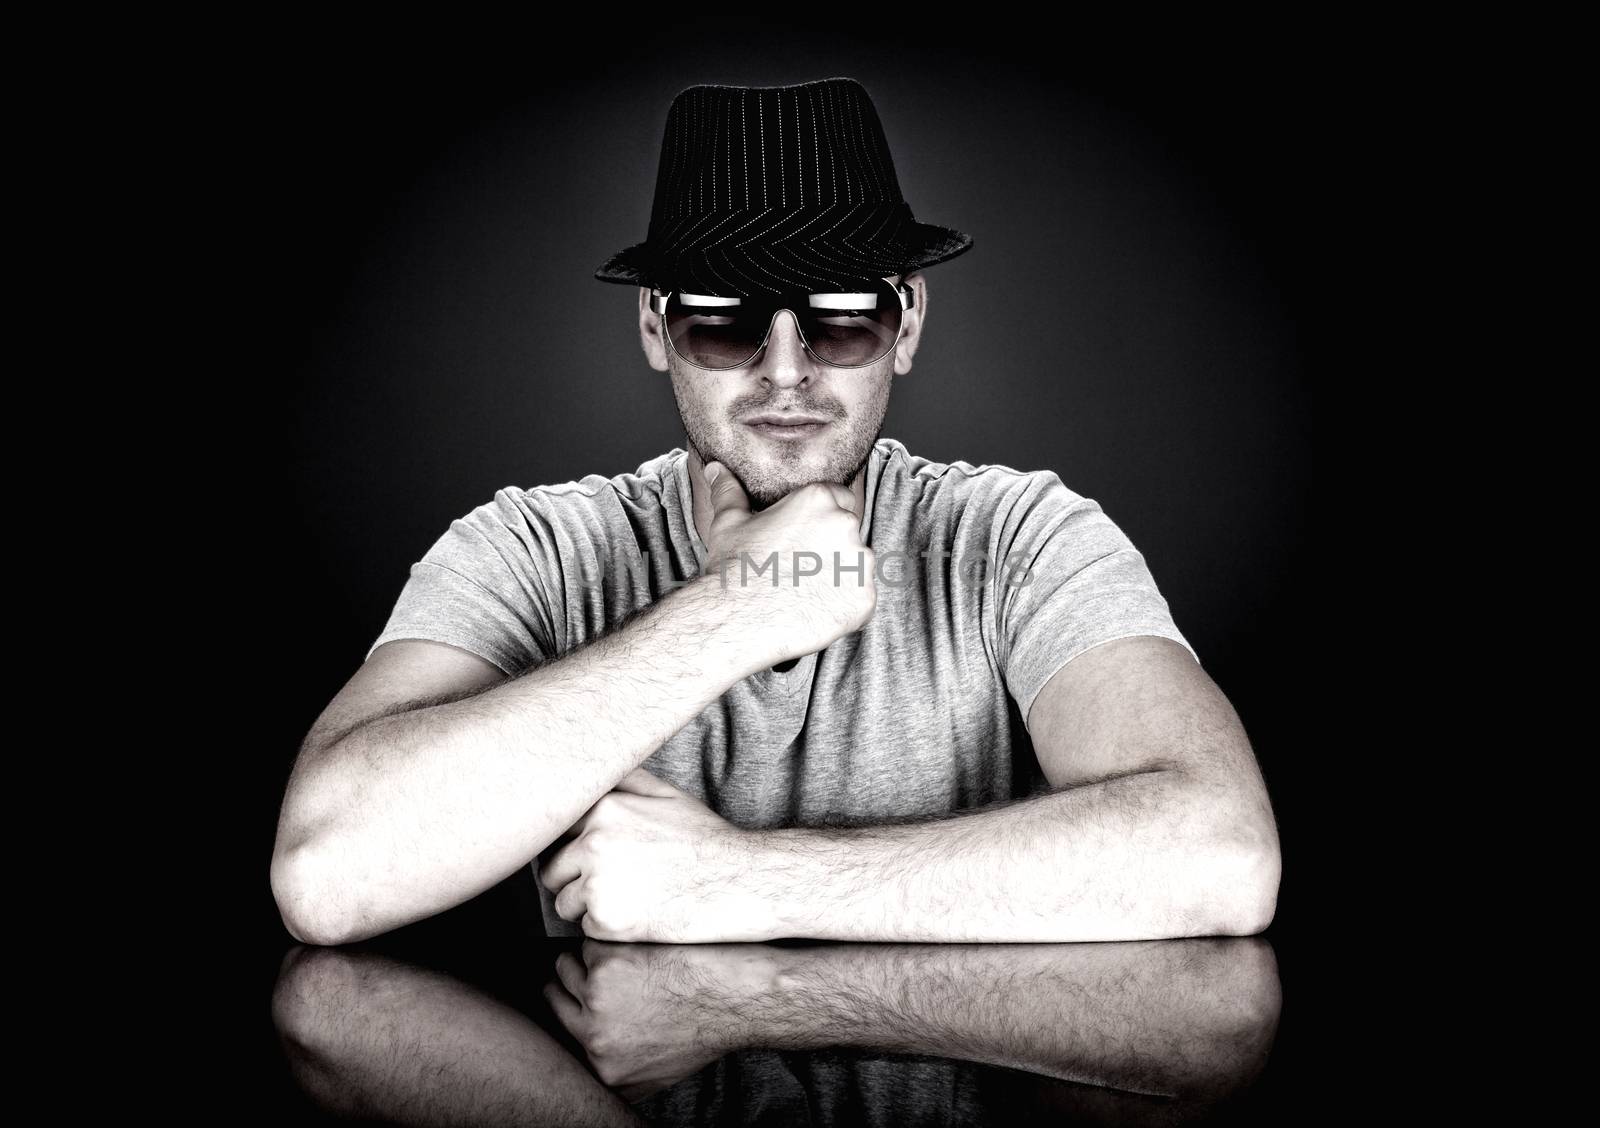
[993,472,1199,726]
[365,488,562,677]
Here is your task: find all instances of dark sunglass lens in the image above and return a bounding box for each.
[664,295,767,369]
[801,278,902,366]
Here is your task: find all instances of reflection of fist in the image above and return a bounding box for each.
[543,939,782,1103]
[535,768,778,943]
[701,461,878,667]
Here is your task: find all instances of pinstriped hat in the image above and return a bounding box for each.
[595,77,973,297]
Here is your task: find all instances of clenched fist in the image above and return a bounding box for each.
[543,940,782,1102]
[536,768,780,943]
[700,460,878,666]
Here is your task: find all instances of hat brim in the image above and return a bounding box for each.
[593,221,973,290]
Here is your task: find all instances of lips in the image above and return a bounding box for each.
[744,415,831,441]
[742,413,830,426]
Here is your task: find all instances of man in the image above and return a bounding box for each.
[271,77,1280,946]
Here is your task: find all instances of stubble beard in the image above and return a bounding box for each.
[670,357,891,511]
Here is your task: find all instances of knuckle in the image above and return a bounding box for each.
[588,959,621,990]
[585,828,619,862]
[555,887,579,920]
[591,1051,625,1084]
[584,882,628,936]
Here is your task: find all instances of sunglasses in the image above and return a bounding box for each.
[650,277,915,370]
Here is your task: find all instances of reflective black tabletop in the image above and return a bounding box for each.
[244,883,1297,1126]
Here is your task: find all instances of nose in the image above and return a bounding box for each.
[754,308,814,389]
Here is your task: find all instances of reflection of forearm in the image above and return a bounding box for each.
[273,947,644,1127]
[756,769,1263,941]
[729,940,1279,1099]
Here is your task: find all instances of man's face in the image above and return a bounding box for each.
[641,273,926,510]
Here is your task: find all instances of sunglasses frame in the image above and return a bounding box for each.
[649,278,916,371]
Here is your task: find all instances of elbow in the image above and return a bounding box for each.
[271,842,353,948]
[1217,818,1280,936]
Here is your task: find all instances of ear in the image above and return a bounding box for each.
[892,272,928,376]
[639,286,670,372]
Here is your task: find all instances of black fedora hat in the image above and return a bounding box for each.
[595,77,973,297]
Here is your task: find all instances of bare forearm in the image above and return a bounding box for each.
[747,770,1275,942]
[275,948,644,1126]
[275,575,766,943]
[715,940,1279,1098]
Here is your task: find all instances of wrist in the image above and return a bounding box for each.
[675,942,794,1052]
[735,828,819,940]
[729,944,852,1050]
[712,828,793,942]
[675,572,785,675]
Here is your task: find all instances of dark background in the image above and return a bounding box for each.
[172,23,1415,1115]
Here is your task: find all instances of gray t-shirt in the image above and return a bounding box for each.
[366,437,1198,937]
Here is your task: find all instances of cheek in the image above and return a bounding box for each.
[669,377,739,439]
[843,374,893,419]
[669,373,709,416]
